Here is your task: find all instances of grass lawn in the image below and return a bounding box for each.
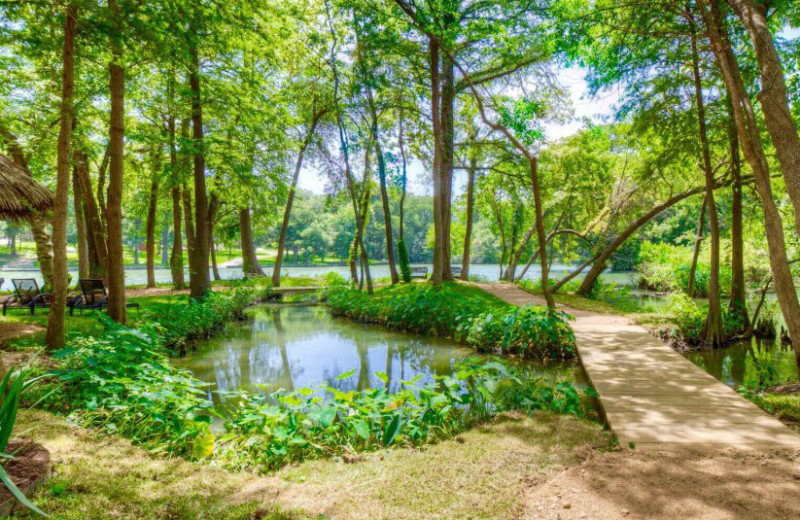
[10,409,603,520]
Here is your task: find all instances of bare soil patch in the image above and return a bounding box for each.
[0,322,44,346]
[0,439,51,516]
[523,446,800,520]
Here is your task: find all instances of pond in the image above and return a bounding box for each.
[684,338,798,388]
[175,304,583,405]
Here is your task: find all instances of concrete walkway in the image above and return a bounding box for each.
[478,283,800,449]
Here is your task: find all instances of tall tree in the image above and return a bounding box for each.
[45,2,77,349]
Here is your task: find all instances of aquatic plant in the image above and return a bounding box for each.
[216,359,588,472]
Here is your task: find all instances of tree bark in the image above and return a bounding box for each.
[728,111,748,327]
[240,207,264,276]
[460,152,476,280]
[701,0,800,359]
[687,197,706,298]
[188,48,210,298]
[691,30,725,348]
[727,0,800,235]
[72,148,89,280]
[207,193,220,282]
[106,0,126,323]
[75,150,108,279]
[271,108,324,287]
[530,157,555,308]
[429,38,444,284]
[45,2,76,350]
[170,186,185,288]
[145,163,159,288]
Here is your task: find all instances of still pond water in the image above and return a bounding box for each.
[176,304,583,404]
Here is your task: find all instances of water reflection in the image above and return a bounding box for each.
[178,304,571,404]
[685,337,798,388]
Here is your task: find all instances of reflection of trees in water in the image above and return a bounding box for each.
[688,337,798,387]
[196,305,574,396]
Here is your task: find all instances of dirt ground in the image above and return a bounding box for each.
[0,322,44,345]
[523,446,800,520]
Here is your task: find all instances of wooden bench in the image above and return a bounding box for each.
[410,267,428,279]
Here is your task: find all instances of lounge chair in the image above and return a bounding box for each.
[410,267,428,279]
[69,278,139,316]
[2,279,50,316]
[451,266,462,278]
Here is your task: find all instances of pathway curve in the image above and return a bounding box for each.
[477,283,800,448]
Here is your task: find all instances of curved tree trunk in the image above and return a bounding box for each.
[170,186,185,289]
[45,1,76,350]
[72,150,89,280]
[530,158,554,308]
[687,197,706,298]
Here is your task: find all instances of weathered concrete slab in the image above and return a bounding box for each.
[477,283,800,449]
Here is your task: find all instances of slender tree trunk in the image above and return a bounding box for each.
[72,149,89,280]
[727,0,800,235]
[207,193,220,282]
[691,31,725,347]
[687,197,706,298]
[106,0,126,323]
[160,212,170,266]
[188,49,210,298]
[429,39,444,284]
[45,2,76,350]
[701,0,800,359]
[75,151,108,279]
[373,119,398,284]
[145,168,159,288]
[728,111,748,327]
[170,187,185,288]
[460,148,477,280]
[272,109,324,286]
[530,157,555,308]
[240,207,264,276]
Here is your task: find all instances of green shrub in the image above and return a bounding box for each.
[466,306,576,361]
[216,359,588,472]
[40,317,214,458]
[664,292,746,344]
[636,242,732,297]
[326,285,577,361]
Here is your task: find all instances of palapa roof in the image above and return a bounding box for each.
[0,152,54,221]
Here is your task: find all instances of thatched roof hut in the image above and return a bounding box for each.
[0,152,54,221]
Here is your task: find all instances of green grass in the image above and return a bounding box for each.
[11,411,304,520]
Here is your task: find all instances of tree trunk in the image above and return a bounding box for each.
[530,157,555,308]
[72,149,89,280]
[691,31,725,348]
[438,50,455,281]
[373,117,398,284]
[75,150,108,280]
[701,0,800,360]
[272,109,324,287]
[145,172,159,288]
[45,1,76,350]
[429,39,444,284]
[105,0,126,323]
[728,111,748,327]
[460,148,477,280]
[208,193,220,282]
[727,0,800,235]
[170,186,185,288]
[576,184,709,296]
[687,197,706,298]
[188,49,210,298]
[239,207,264,276]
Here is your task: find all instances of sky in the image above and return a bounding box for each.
[296,66,620,197]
